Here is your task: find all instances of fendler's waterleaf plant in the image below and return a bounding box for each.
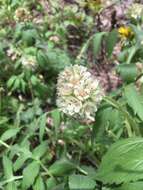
[96,138,143,184]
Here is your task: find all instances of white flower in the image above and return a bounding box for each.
[128,3,143,20]
[56,65,104,122]
[21,56,36,70]
[6,46,21,61]
[14,7,31,22]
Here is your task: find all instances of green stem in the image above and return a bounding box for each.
[0,176,23,186]
[36,159,53,178]
[0,140,10,149]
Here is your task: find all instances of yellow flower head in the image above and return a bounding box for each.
[118,26,133,38]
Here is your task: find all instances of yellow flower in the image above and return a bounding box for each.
[118,26,133,38]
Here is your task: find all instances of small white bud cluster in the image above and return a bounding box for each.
[14,7,31,22]
[21,56,36,70]
[56,65,104,122]
[128,3,143,20]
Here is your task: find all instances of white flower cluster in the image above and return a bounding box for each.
[7,46,21,61]
[21,56,36,70]
[14,8,31,22]
[57,65,104,122]
[128,3,143,20]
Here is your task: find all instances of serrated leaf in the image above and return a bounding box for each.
[69,174,96,190]
[22,161,40,189]
[97,138,143,184]
[113,182,143,190]
[124,84,143,120]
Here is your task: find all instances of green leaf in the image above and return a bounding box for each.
[93,106,124,143]
[0,116,9,125]
[46,48,71,71]
[33,176,45,190]
[5,182,17,190]
[93,32,107,58]
[3,156,13,179]
[97,138,143,184]
[129,24,143,43]
[7,76,17,88]
[22,29,37,46]
[69,174,96,190]
[32,141,48,159]
[1,128,20,141]
[126,45,139,64]
[31,75,38,86]
[14,153,30,172]
[37,48,71,72]
[117,64,137,83]
[38,114,47,142]
[3,156,17,190]
[114,182,143,190]
[51,109,60,129]
[49,159,76,176]
[22,161,40,189]
[46,177,57,189]
[12,78,20,91]
[37,50,48,68]
[124,84,143,120]
[50,183,65,190]
[14,142,31,171]
[106,29,118,57]
[118,49,129,62]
